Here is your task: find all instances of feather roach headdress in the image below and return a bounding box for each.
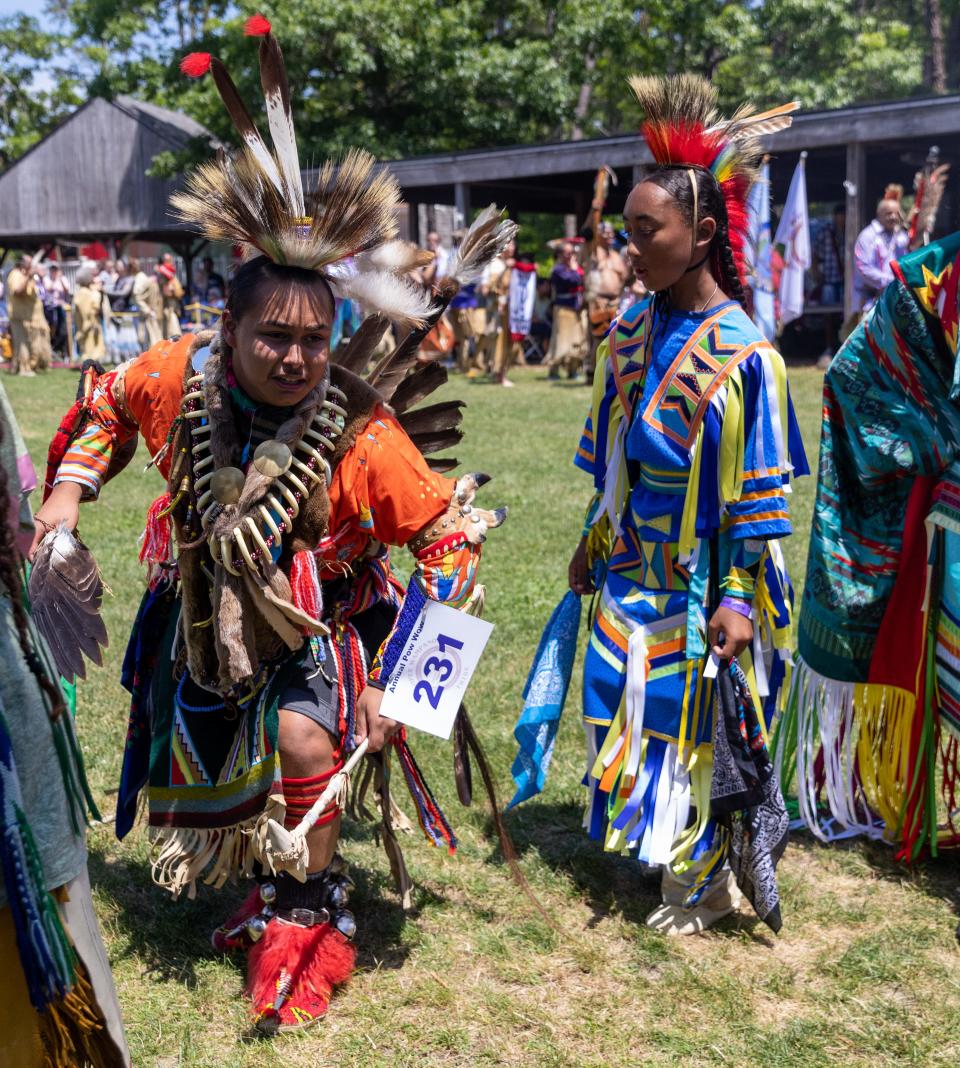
[629,74,798,286]
[173,14,432,324]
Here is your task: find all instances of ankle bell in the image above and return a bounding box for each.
[332,909,356,940]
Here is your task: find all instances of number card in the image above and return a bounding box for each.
[379,600,494,740]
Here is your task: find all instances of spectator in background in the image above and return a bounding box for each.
[6,256,51,376]
[853,197,909,313]
[157,254,184,337]
[43,263,71,357]
[130,258,162,347]
[546,242,587,380]
[476,238,513,374]
[104,259,134,312]
[813,202,845,366]
[421,230,451,290]
[585,221,629,380]
[195,255,226,302]
[97,259,117,288]
[529,276,553,357]
[102,261,140,364]
[484,237,518,387]
[72,267,105,360]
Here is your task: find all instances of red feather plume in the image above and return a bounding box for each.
[641,121,724,171]
[244,13,272,36]
[180,52,212,78]
[720,176,751,288]
[630,75,768,293]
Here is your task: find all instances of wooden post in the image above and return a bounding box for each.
[844,142,866,321]
[183,239,205,299]
[397,200,414,242]
[65,304,76,364]
[454,182,469,228]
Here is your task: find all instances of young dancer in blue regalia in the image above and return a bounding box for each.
[565,76,808,934]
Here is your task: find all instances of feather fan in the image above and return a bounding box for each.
[332,313,391,375]
[409,428,464,456]
[29,523,108,682]
[366,281,459,396]
[390,362,449,414]
[397,401,465,441]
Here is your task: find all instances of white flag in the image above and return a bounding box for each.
[774,153,811,327]
[508,265,537,339]
[746,160,776,341]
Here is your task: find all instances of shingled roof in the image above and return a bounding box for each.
[0,95,217,250]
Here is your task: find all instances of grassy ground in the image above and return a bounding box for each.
[6,362,960,1068]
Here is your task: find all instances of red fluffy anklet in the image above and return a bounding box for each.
[246,917,355,1034]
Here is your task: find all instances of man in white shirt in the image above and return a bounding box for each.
[853,198,910,313]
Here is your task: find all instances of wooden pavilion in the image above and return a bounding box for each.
[5,90,960,324]
[381,93,960,319]
[0,95,216,267]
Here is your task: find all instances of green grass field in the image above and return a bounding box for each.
[6,363,960,1068]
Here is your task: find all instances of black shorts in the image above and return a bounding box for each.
[279,640,341,735]
[278,600,396,737]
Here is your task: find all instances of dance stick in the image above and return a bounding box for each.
[256,738,370,880]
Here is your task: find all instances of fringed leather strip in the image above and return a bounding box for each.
[149,819,261,899]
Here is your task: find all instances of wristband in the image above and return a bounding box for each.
[719,595,752,619]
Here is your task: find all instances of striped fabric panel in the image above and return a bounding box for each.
[54,381,130,499]
[724,471,791,539]
[575,411,596,473]
[639,465,688,496]
[55,420,115,497]
[936,600,960,737]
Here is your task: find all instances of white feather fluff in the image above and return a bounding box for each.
[353,240,433,276]
[332,269,434,326]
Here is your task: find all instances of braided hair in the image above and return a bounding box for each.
[641,165,749,309]
[0,417,67,719]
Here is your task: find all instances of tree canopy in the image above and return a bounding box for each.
[0,0,950,171]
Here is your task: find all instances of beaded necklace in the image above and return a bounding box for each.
[179,361,347,576]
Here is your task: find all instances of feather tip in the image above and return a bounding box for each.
[244,13,272,36]
[180,52,212,78]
